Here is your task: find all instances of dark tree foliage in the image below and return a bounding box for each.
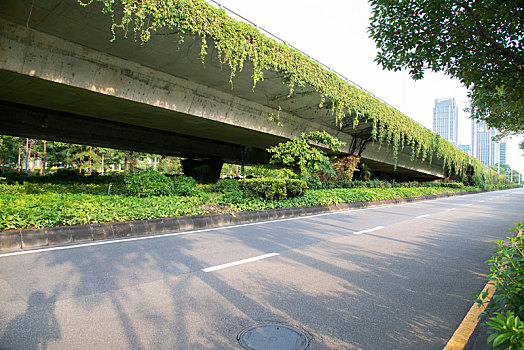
[368,0,524,137]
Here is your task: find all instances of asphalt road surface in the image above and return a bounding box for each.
[1,189,523,349]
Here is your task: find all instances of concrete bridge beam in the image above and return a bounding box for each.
[0,7,446,180]
[0,101,268,165]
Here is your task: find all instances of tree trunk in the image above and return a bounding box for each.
[88,146,92,175]
[78,146,83,174]
[27,141,33,173]
[17,145,21,172]
[129,151,135,173]
[40,140,47,175]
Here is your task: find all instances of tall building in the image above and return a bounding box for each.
[471,119,500,166]
[499,142,507,164]
[433,97,458,145]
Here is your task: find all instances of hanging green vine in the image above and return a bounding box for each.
[77,0,486,178]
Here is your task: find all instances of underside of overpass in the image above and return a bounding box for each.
[0,0,445,180]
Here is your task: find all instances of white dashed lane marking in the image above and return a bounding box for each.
[353,226,384,235]
[415,214,430,219]
[202,253,279,272]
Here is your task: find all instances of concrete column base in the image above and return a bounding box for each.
[181,157,224,183]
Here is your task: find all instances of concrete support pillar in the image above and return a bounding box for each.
[181,157,224,183]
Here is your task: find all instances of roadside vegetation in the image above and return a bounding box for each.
[476,223,524,349]
[0,168,519,231]
[1,131,520,232]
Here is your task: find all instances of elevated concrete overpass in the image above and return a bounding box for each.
[0,0,446,179]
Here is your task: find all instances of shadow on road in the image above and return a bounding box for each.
[0,191,521,349]
[0,291,60,349]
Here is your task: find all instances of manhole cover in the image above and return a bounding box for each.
[237,323,309,350]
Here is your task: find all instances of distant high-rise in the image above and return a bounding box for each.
[458,144,471,156]
[499,142,507,165]
[471,119,500,166]
[433,98,458,145]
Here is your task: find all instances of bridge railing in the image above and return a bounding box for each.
[206,0,426,130]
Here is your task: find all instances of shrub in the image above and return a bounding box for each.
[309,180,471,190]
[219,189,250,205]
[50,169,84,182]
[1,170,30,184]
[212,178,240,193]
[172,175,200,196]
[476,223,524,349]
[239,178,307,200]
[125,170,174,197]
[485,311,524,349]
[240,178,288,200]
[0,169,125,186]
[310,179,395,190]
[285,179,308,197]
[441,182,464,188]
[267,131,345,181]
[244,165,296,179]
[481,183,522,191]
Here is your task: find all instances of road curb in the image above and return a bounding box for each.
[0,189,496,252]
[444,282,496,350]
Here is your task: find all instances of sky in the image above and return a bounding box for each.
[206,0,524,175]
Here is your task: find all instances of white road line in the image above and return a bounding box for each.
[0,231,198,258]
[353,226,384,235]
[466,204,473,206]
[0,208,400,259]
[202,253,279,272]
[479,200,485,203]
[447,208,457,212]
[414,214,430,219]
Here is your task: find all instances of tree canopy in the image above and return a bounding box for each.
[267,131,345,181]
[368,0,524,137]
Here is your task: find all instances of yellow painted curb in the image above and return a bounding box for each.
[443,283,497,350]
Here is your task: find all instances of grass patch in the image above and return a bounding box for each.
[0,183,496,231]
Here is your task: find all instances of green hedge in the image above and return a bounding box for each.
[286,179,308,198]
[125,170,174,197]
[441,182,464,188]
[1,169,124,185]
[212,178,240,193]
[240,178,287,200]
[482,183,522,191]
[171,175,201,196]
[240,178,307,200]
[124,171,202,197]
[309,179,468,190]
